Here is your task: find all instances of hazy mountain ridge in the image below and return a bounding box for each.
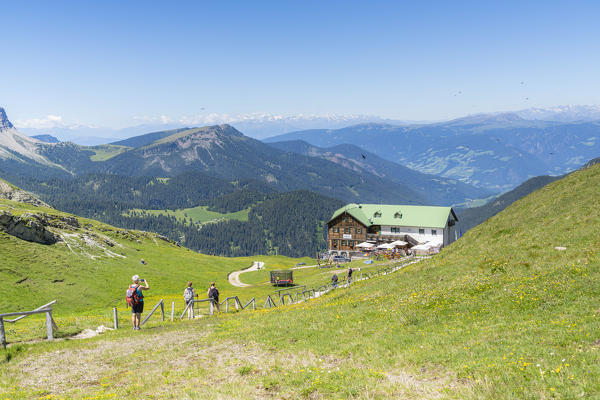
[2,108,433,206]
[268,139,491,205]
[99,124,429,205]
[265,116,600,190]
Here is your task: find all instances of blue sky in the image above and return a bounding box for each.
[1,0,599,128]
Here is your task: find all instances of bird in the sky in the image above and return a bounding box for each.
[524,97,529,101]
[361,154,366,159]
[520,81,525,85]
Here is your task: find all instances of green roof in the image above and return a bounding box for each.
[329,204,457,229]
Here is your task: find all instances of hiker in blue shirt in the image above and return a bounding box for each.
[129,275,150,330]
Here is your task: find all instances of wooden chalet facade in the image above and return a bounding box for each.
[327,211,368,252]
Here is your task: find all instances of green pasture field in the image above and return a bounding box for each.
[127,205,250,224]
[88,144,130,161]
[2,164,600,399]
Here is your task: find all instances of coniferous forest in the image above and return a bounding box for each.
[11,172,343,257]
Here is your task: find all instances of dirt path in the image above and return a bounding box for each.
[291,264,318,270]
[228,261,264,287]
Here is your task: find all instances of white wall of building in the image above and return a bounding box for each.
[380,225,445,246]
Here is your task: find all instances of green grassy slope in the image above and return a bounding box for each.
[457,174,562,231]
[1,165,599,399]
[210,163,599,399]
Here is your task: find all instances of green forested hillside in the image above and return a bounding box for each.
[8,173,342,256]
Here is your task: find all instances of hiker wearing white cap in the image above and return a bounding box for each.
[126,275,150,330]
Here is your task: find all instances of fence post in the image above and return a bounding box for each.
[160,300,165,322]
[45,310,54,341]
[252,299,256,311]
[209,300,214,315]
[225,299,229,313]
[235,297,240,311]
[0,317,5,349]
[113,307,118,330]
[171,302,175,322]
[191,301,195,319]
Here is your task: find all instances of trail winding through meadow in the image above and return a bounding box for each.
[228,261,265,287]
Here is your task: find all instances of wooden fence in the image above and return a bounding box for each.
[1,255,429,346]
[0,300,57,349]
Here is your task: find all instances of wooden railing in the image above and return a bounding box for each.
[141,299,165,327]
[1,255,429,346]
[0,300,57,349]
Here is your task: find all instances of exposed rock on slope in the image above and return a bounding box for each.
[0,212,61,244]
[0,178,50,207]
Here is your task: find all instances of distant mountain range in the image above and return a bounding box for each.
[2,107,486,206]
[19,114,416,144]
[17,105,600,145]
[265,113,600,190]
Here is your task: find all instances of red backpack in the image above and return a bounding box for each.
[126,284,142,307]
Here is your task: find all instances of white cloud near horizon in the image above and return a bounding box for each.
[132,112,385,126]
[14,114,65,129]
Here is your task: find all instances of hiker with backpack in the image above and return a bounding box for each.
[127,275,150,330]
[184,281,198,319]
[331,273,339,289]
[346,268,353,286]
[207,282,220,312]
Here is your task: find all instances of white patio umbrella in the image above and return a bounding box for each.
[376,243,395,249]
[411,243,434,251]
[390,240,408,247]
[356,242,375,248]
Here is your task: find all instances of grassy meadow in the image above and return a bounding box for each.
[1,164,600,399]
[126,205,250,224]
[88,144,130,161]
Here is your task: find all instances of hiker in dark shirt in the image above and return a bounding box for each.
[332,273,339,289]
[207,282,220,312]
[346,268,353,286]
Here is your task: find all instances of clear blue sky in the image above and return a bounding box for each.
[2,0,599,127]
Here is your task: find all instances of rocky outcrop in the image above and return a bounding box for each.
[0,212,61,244]
[0,179,50,207]
[0,107,14,130]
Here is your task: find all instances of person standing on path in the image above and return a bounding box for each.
[207,282,220,312]
[332,273,339,289]
[346,268,353,286]
[184,281,197,319]
[129,275,150,330]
